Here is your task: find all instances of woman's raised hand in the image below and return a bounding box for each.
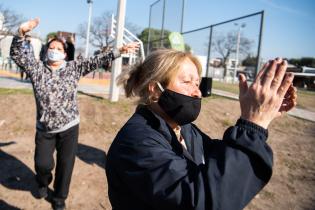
[119,42,140,54]
[19,18,40,36]
[238,58,297,129]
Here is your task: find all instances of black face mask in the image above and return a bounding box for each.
[157,84,202,125]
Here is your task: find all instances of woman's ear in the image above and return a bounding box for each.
[148,82,156,94]
[148,82,161,102]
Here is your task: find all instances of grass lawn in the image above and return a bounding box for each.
[212,80,239,95]
[296,88,315,112]
[0,88,33,95]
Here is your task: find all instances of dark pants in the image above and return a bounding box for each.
[34,124,79,201]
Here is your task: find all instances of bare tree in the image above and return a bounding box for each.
[77,11,141,52]
[213,31,252,78]
[0,4,25,41]
[77,12,112,50]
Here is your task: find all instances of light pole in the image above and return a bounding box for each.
[160,0,166,47]
[0,13,4,33]
[147,3,153,54]
[85,0,93,58]
[180,0,185,33]
[109,0,126,102]
[0,13,4,57]
[234,23,246,83]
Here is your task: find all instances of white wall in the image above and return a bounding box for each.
[0,35,42,60]
[196,55,207,77]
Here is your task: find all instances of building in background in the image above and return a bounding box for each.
[0,35,42,69]
[57,31,76,61]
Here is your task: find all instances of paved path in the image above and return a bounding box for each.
[0,69,114,95]
[212,89,315,122]
[0,76,32,89]
[1,70,314,122]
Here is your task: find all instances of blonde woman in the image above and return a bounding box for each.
[105,49,296,210]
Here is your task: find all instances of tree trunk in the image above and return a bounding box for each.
[223,59,229,82]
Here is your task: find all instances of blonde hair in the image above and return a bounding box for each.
[117,48,202,104]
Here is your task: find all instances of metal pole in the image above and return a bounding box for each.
[0,13,3,31]
[109,0,126,102]
[160,0,166,47]
[255,11,264,77]
[0,13,4,57]
[234,26,241,83]
[205,26,213,78]
[85,0,93,58]
[182,11,263,35]
[147,0,161,54]
[180,0,185,33]
[147,4,153,54]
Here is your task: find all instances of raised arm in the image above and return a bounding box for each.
[76,42,139,76]
[10,18,40,71]
[199,118,273,210]
[238,58,297,129]
[198,58,297,208]
[107,120,274,210]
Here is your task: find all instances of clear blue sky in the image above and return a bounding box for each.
[2,0,314,60]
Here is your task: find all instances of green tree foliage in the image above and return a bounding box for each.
[46,32,57,42]
[242,55,257,66]
[138,28,171,51]
[138,28,191,53]
[301,57,315,67]
[288,57,315,67]
[184,43,191,52]
[288,58,300,66]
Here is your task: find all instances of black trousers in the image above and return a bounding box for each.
[34,124,79,201]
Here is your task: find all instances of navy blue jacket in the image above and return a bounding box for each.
[106,106,273,210]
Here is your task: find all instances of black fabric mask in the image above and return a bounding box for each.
[158,88,202,125]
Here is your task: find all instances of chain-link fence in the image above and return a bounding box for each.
[147,0,264,83]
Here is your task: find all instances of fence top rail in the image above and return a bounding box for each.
[147,10,263,42]
[181,10,263,35]
[150,0,161,7]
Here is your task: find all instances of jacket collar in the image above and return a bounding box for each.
[136,105,195,163]
[45,60,66,72]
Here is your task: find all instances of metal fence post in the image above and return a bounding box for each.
[160,0,166,47]
[255,11,264,77]
[206,26,213,78]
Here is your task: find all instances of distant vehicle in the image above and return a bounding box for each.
[237,66,255,81]
[302,66,315,74]
[287,66,315,90]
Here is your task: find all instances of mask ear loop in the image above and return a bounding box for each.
[149,82,164,104]
[156,82,165,92]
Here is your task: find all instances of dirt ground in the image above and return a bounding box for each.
[0,92,314,210]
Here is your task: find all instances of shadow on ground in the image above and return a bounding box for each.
[0,141,107,207]
[77,143,107,169]
[0,142,38,197]
[78,90,106,100]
